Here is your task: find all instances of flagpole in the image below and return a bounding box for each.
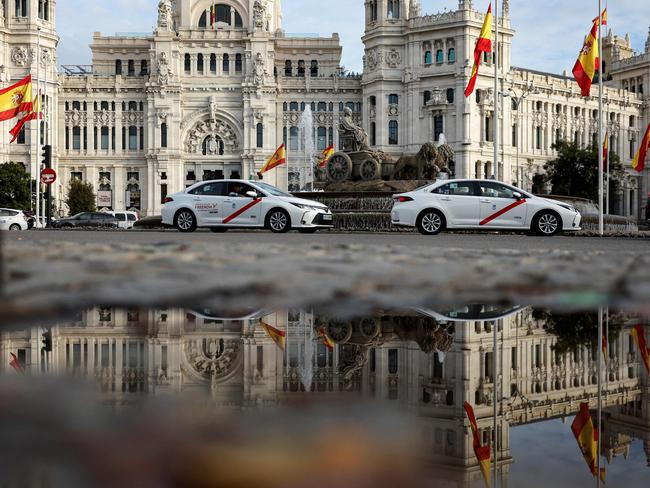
[597,0,604,236]
[493,2,500,486]
[597,305,603,488]
[35,27,41,229]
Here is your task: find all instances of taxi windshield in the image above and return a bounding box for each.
[255,182,292,197]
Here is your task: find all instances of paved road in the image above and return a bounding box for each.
[7,229,649,253]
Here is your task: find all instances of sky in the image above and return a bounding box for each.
[57,0,649,75]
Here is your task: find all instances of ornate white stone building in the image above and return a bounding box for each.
[0,0,648,218]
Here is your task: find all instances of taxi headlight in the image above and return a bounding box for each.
[291,202,325,212]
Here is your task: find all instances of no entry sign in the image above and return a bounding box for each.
[40,168,57,185]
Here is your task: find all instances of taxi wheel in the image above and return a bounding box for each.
[416,209,445,235]
[298,228,318,234]
[266,209,291,233]
[210,227,228,233]
[174,209,197,233]
[532,211,561,236]
[9,224,21,231]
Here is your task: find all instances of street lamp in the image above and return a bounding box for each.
[501,83,539,189]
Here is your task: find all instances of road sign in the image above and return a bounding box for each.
[40,168,57,185]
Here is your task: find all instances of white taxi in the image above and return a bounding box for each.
[391,179,581,236]
[162,179,333,233]
[0,208,30,231]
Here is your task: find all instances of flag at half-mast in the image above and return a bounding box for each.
[631,325,650,373]
[463,402,491,487]
[0,75,33,121]
[259,319,286,351]
[571,402,605,482]
[318,145,335,168]
[572,20,600,97]
[632,121,650,173]
[258,143,287,176]
[464,3,493,98]
[9,92,43,144]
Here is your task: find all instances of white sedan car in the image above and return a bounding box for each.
[162,179,333,233]
[391,179,581,236]
[0,208,30,231]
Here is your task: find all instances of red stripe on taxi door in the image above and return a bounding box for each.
[479,199,526,226]
[223,198,262,224]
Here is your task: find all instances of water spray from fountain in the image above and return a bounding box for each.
[297,105,315,191]
[298,313,315,391]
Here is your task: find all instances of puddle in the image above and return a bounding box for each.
[1,304,649,487]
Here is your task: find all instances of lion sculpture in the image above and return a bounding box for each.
[391,141,454,180]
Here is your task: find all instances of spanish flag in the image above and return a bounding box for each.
[632,122,650,173]
[210,2,216,30]
[318,145,335,168]
[260,319,286,351]
[631,325,650,373]
[258,143,287,177]
[573,21,600,97]
[318,326,335,351]
[0,75,33,122]
[463,402,491,487]
[593,8,607,26]
[9,92,42,143]
[465,3,493,98]
[571,402,605,482]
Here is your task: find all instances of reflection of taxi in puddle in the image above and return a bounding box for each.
[162,179,333,233]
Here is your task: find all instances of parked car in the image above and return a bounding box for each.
[391,179,582,236]
[0,208,30,231]
[162,179,333,233]
[106,211,140,229]
[52,212,119,229]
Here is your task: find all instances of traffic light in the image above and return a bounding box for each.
[41,144,52,168]
[42,329,52,353]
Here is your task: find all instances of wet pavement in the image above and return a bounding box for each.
[1,304,648,487]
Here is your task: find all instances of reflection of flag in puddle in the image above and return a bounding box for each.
[259,319,286,351]
[9,353,23,374]
[317,326,335,351]
[463,401,491,487]
[631,325,650,373]
[571,402,605,482]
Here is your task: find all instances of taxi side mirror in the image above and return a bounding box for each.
[513,191,523,201]
[245,191,258,199]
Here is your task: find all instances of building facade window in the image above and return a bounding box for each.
[424,50,432,65]
[310,60,319,77]
[161,123,168,148]
[448,48,456,63]
[235,54,242,74]
[284,60,292,76]
[388,120,398,145]
[289,127,299,151]
[388,93,399,105]
[127,60,135,76]
[197,54,204,73]
[446,88,455,104]
[297,60,305,77]
[17,125,26,144]
[15,0,28,17]
[436,49,444,64]
[101,126,109,150]
[115,60,122,75]
[256,123,263,148]
[72,126,81,150]
[387,0,400,19]
[434,115,443,142]
[140,60,148,75]
[223,54,230,74]
[423,91,431,105]
[370,122,376,146]
[317,126,327,151]
[128,126,137,151]
[210,54,217,73]
[184,54,191,73]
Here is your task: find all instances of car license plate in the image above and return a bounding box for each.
[322,214,333,221]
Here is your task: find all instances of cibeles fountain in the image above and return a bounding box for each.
[293,109,455,231]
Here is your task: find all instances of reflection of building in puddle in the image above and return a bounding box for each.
[1,305,648,482]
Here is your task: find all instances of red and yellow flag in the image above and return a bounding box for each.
[260,319,286,351]
[465,3,493,98]
[631,325,650,373]
[210,2,216,30]
[258,143,287,177]
[573,21,600,97]
[318,326,335,351]
[632,122,650,173]
[571,402,605,482]
[318,145,335,168]
[9,92,42,143]
[9,353,23,374]
[463,402,491,487]
[593,8,607,26]
[0,75,33,122]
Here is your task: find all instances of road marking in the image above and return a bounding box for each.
[223,198,262,224]
[479,199,526,226]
